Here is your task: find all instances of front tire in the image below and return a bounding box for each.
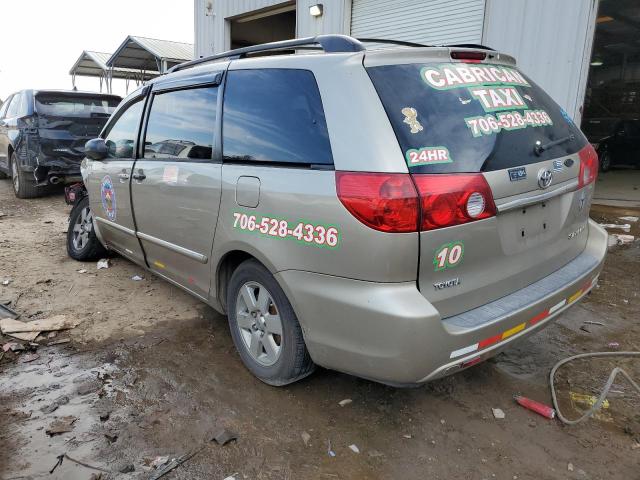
[66,196,107,261]
[600,151,611,172]
[11,153,41,198]
[227,259,315,386]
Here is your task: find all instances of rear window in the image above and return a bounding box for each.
[35,94,120,118]
[367,62,587,173]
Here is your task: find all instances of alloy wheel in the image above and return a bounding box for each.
[72,206,93,251]
[235,281,283,366]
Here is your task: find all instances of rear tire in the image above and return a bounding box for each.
[66,196,108,261]
[227,259,315,386]
[11,153,41,198]
[599,151,611,172]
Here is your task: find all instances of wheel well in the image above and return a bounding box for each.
[8,145,13,162]
[217,250,255,313]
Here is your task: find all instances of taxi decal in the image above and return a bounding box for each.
[449,276,598,359]
[100,175,116,221]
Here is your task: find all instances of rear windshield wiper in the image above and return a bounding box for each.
[534,134,575,156]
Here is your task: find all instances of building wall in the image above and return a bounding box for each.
[482,0,598,124]
[194,0,350,57]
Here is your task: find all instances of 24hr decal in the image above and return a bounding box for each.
[406,146,452,167]
[233,212,340,249]
[434,241,464,271]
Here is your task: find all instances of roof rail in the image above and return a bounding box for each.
[168,34,365,73]
[447,43,495,51]
[357,38,430,48]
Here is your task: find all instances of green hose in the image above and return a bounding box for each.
[549,351,640,425]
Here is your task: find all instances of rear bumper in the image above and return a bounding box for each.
[275,219,608,386]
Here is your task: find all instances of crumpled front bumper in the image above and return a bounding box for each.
[275,220,608,386]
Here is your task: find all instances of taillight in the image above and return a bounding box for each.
[450,51,487,62]
[336,172,496,233]
[413,174,496,231]
[578,143,598,188]
[336,172,419,233]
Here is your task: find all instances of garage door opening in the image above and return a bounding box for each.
[582,0,640,208]
[230,4,296,50]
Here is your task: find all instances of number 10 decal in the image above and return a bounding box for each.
[433,241,464,271]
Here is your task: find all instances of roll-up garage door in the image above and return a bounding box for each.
[351,0,486,46]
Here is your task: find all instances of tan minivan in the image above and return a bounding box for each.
[67,36,607,386]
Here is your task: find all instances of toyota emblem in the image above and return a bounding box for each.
[537,168,553,189]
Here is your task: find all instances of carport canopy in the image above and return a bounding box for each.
[69,50,155,81]
[106,36,194,74]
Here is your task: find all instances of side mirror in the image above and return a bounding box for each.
[85,138,108,160]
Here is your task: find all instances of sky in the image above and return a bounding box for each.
[0,0,194,101]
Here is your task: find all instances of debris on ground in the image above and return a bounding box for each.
[41,395,70,414]
[570,392,610,410]
[568,463,574,472]
[48,338,71,346]
[149,449,203,480]
[2,342,22,352]
[49,453,111,475]
[580,325,592,334]
[600,223,631,231]
[2,279,11,286]
[6,330,39,341]
[349,444,360,453]
[104,432,118,443]
[211,427,238,446]
[96,259,110,269]
[77,380,101,396]
[118,463,135,473]
[0,302,19,319]
[338,398,352,407]
[77,269,87,274]
[20,353,40,363]
[514,396,556,419]
[0,316,82,341]
[301,431,311,446]
[150,456,170,469]
[223,475,237,480]
[619,216,639,223]
[608,234,635,248]
[492,408,506,419]
[46,416,77,436]
[608,342,620,349]
[403,434,412,439]
[131,275,144,281]
[584,320,605,326]
[327,439,336,457]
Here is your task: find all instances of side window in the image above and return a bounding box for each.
[222,69,333,165]
[6,93,21,118]
[104,99,144,159]
[144,87,217,160]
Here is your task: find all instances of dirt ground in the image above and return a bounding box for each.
[0,180,639,480]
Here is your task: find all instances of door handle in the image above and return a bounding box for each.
[118,172,130,182]
[132,171,146,182]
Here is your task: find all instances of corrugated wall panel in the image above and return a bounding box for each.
[351,0,486,45]
[297,0,351,38]
[482,0,598,124]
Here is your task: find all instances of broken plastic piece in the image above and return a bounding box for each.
[211,427,238,446]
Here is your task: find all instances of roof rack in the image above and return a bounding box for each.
[169,34,364,73]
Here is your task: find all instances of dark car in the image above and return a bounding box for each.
[590,119,640,172]
[0,89,121,198]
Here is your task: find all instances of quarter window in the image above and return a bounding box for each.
[104,99,144,159]
[222,69,333,165]
[143,87,217,160]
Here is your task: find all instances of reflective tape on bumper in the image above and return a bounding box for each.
[448,275,598,359]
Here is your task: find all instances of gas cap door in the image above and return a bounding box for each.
[236,176,260,208]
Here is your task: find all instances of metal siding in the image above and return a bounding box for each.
[482,0,598,124]
[351,0,486,45]
[297,0,351,37]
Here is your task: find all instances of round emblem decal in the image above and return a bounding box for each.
[100,175,116,221]
[537,168,553,189]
